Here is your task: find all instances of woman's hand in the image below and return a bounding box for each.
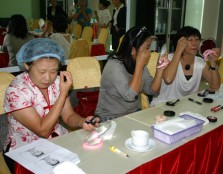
[136,48,150,67]
[81,116,100,131]
[157,53,170,70]
[175,37,188,54]
[208,48,220,63]
[59,71,73,95]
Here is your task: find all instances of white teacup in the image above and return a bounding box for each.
[131,130,149,147]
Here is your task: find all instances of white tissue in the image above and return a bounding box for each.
[154,117,197,135]
[179,111,209,125]
[53,161,86,174]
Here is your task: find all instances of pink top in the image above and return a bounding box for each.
[4,72,68,151]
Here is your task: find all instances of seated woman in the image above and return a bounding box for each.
[95,26,169,122]
[3,38,99,173]
[0,14,33,66]
[44,15,73,60]
[151,26,221,106]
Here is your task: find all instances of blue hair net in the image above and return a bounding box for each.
[16,38,65,66]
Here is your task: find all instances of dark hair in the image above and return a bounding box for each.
[7,14,28,39]
[110,26,151,74]
[52,15,68,33]
[99,0,111,8]
[120,0,126,6]
[174,26,201,48]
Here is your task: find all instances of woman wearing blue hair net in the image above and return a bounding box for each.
[3,38,100,173]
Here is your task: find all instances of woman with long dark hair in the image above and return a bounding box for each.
[95,26,169,122]
[1,14,33,66]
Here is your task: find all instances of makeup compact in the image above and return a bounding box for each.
[207,116,217,122]
[203,98,213,103]
[163,110,175,117]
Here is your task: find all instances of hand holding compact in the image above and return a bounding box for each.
[83,115,101,131]
[203,48,220,62]
[157,53,169,69]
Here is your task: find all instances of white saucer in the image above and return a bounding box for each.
[125,138,156,152]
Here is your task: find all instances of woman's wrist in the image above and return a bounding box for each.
[78,118,84,128]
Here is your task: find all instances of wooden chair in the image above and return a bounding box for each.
[98,28,108,46]
[141,52,159,109]
[81,26,93,42]
[0,72,14,174]
[206,57,223,83]
[217,57,223,83]
[0,72,15,114]
[72,23,82,39]
[66,57,101,89]
[69,39,91,59]
[66,23,72,34]
[0,153,11,174]
[32,19,40,30]
[117,35,125,52]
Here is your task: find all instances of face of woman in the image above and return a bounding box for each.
[26,58,59,89]
[112,0,120,7]
[134,37,152,61]
[184,36,201,55]
[51,0,57,7]
[79,0,86,6]
[98,3,103,10]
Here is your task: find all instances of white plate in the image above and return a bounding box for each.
[125,138,156,152]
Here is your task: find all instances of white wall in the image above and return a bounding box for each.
[201,0,220,39]
[126,0,136,30]
[184,0,203,31]
[185,0,220,40]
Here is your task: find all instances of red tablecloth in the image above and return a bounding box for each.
[0,52,9,68]
[128,125,223,174]
[91,43,105,56]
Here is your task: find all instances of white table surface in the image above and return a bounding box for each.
[51,86,223,174]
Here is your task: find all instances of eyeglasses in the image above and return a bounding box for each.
[133,26,147,43]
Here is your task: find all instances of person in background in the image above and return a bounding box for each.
[42,15,73,60]
[109,0,126,52]
[94,0,111,28]
[47,0,68,22]
[151,26,221,106]
[94,0,111,51]
[95,26,169,122]
[3,38,100,173]
[68,0,79,26]
[73,0,92,28]
[0,14,33,67]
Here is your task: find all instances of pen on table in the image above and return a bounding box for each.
[188,98,202,105]
[109,146,129,158]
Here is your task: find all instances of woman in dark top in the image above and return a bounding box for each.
[47,0,68,22]
[109,0,126,52]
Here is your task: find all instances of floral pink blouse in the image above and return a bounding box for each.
[4,72,68,151]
